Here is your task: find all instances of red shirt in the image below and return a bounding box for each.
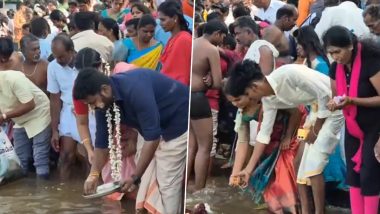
[160,31,192,86]
[206,49,242,110]
[74,98,89,115]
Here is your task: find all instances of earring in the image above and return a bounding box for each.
[174,19,177,23]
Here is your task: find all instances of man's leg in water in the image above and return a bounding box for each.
[187,125,197,184]
[191,117,213,191]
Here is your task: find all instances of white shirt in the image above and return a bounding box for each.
[244,40,279,64]
[256,64,332,144]
[256,0,285,24]
[315,1,370,40]
[71,30,114,62]
[47,60,78,106]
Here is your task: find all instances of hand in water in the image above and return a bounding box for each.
[84,175,99,195]
[374,139,380,163]
[51,131,60,152]
[229,174,238,186]
[236,170,250,187]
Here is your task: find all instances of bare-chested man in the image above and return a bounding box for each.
[262,4,298,64]
[0,37,23,71]
[188,20,226,192]
[20,34,49,94]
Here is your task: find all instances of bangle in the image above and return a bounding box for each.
[2,113,7,120]
[81,138,91,145]
[89,171,100,178]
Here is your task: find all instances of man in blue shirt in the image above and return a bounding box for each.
[74,68,189,213]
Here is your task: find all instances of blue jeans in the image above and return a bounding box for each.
[13,126,51,176]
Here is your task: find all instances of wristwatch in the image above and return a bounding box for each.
[131,175,141,186]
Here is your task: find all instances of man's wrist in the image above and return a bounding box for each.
[131,174,141,186]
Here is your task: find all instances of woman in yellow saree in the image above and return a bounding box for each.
[121,14,163,71]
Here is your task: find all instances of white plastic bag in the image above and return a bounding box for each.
[0,127,22,184]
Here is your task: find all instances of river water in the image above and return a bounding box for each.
[186,176,351,214]
[0,174,135,214]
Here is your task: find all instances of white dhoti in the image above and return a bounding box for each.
[136,132,187,214]
[297,111,344,185]
[59,104,96,144]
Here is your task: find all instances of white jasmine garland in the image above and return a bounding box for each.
[106,102,122,181]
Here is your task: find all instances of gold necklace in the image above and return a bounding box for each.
[22,62,38,77]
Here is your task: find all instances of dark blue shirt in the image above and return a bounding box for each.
[95,69,189,149]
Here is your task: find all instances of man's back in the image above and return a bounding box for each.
[72,30,114,62]
[110,69,189,141]
[315,1,370,39]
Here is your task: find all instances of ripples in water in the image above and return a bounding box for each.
[0,175,134,213]
[186,176,351,214]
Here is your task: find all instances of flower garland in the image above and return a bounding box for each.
[106,102,122,181]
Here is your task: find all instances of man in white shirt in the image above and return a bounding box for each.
[253,0,285,24]
[71,12,113,62]
[315,0,370,40]
[229,60,344,214]
[48,34,83,179]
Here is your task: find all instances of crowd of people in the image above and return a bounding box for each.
[0,0,193,213]
[189,0,380,213]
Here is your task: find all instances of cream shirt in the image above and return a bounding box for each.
[0,71,51,138]
[257,64,332,144]
[71,30,114,62]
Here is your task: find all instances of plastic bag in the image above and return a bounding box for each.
[0,127,22,184]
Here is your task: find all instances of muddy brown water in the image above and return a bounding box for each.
[0,174,135,214]
[186,176,351,214]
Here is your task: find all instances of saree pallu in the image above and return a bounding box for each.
[160,31,192,86]
[247,108,307,212]
[123,38,164,71]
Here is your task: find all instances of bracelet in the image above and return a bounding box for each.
[81,138,91,145]
[89,171,100,178]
